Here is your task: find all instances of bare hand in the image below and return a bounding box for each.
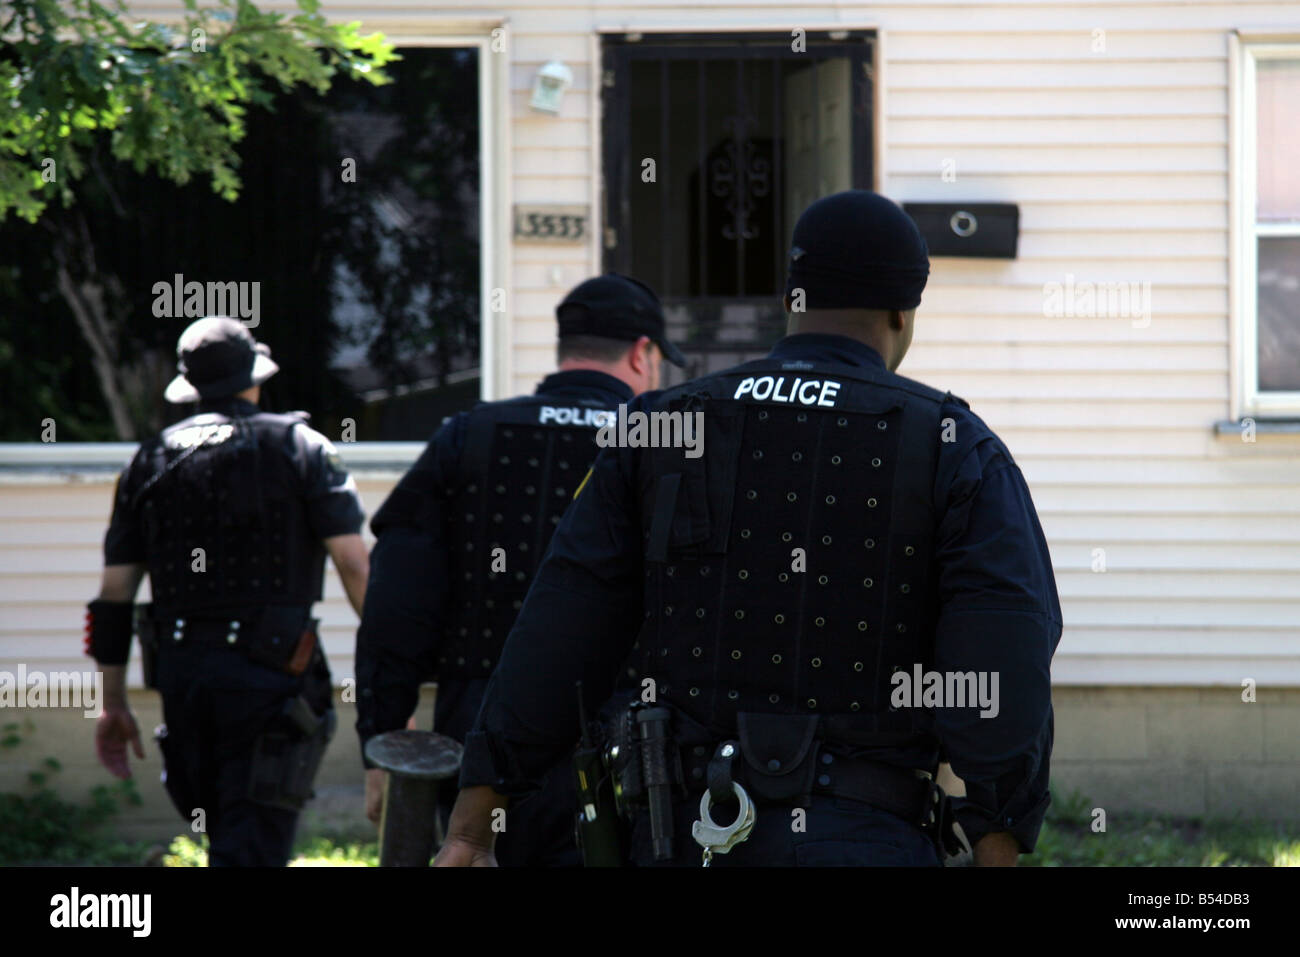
[432,836,498,867]
[95,706,144,779]
[365,768,386,824]
[973,831,1020,866]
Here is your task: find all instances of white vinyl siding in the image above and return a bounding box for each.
[3,1,1300,692]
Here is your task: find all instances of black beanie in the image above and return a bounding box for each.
[783,190,930,311]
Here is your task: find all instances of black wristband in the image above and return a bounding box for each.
[85,599,134,666]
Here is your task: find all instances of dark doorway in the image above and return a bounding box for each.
[603,32,875,385]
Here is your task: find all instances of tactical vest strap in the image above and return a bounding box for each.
[646,473,683,563]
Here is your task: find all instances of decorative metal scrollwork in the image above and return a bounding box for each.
[710,114,771,241]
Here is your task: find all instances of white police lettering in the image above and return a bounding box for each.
[733,376,841,407]
[537,406,616,428]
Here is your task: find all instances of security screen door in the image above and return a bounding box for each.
[602,31,875,386]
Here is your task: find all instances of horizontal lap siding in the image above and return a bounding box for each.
[3,1,1299,688]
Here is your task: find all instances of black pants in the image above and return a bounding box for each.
[154,644,314,867]
[629,792,943,867]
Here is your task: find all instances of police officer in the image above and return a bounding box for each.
[87,316,369,867]
[434,191,1062,867]
[354,274,685,866]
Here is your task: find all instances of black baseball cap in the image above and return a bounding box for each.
[164,317,279,404]
[556,273,687,367]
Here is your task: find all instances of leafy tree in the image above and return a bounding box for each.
[0,0,395,438]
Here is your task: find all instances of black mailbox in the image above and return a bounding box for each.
[902,202,1019,258]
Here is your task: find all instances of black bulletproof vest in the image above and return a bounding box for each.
[631,359,966,745]
[131,410,322,616]
[439,393,620,679]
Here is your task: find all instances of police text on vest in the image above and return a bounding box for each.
[50,887,151,937]
[733,375,841,407]
[537,406,616,428]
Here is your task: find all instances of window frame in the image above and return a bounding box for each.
[1232,37,1300,419]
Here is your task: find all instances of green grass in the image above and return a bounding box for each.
[161,831,381,867]
[1023,788,1300,867]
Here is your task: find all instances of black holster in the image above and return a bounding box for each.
[248,645,336,812]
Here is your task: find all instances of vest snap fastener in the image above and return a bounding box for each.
[825,496,835,506]
[774,614,785,624]
[865,538,875,549]
[867,497,877,508]
[818,773,831,786]
[689,687,700,697]
[753,450,763,460]
[818,575,828,585]
[822,535,832,544]
[696,607,706,618]
[738,570,749,580]
[858,621,868,631]
[837,417,848,426]
[735,610,745,620]
[758,411,769,420]
[771,654,782,664]
[897,623,907,633]
[778,572,789,582]
[901,584,910,593]
[769,693,779,703]
[821,752,834,765]
[796,413,806,422]
[767,759,781,772]
[731,650,741,660]
[667,566,675,576]
[700,565,710,576]
[811,657,822,668]
[808,699,817,709]
[831,455,842,465]
[853,661,863,671]
[863,578,873,588]
[787,492,797,502]
[877,420,887,430]
[226,632,237,644]
[792,452,802,462]
[664,605,673,615]
[740,529,751,539]
[905,546,915,556]
[728,690,739,700]
[693,647,703,657]
[747,490,757,500]
[781,532,792,542]
[815,617,825,627]
[850,702,860,712]
[872,457,882,468]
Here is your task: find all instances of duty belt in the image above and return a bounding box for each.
[679,743,944,831]
[153,614,262,648]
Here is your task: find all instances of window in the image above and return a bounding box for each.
[1237,43,1300,417]
[602,32,875,387]
[0,47,481,442]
